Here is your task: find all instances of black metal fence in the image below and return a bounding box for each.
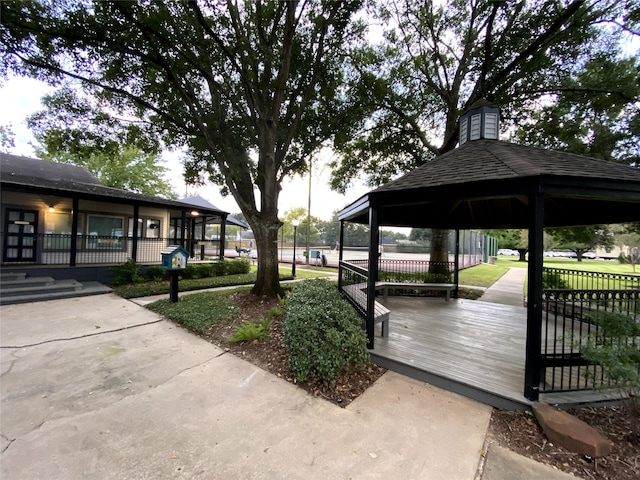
[540,268,640,393]
[543,267,640,291]
[1,233,222,266]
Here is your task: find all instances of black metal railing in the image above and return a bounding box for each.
[345,258,455,283]
[541,288,640,393]
[543,266,640,291]
[1,233,210,265]
[339,260,370,320]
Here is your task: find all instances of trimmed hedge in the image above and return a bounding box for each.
[284,279,369,384]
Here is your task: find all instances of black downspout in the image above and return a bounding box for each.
[524,192,544,401]
[366,208,379,350]
[132,204,139,262]
[69,197,79,267]
[453,229,460,299]
[180,210,187,248]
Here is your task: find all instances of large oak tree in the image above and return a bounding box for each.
[330,0,639,266]
[1,0,366,296]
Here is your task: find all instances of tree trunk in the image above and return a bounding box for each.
[429,229,450,276]
[251,219,284,298]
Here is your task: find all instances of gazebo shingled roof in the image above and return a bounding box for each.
[338,139,640,229]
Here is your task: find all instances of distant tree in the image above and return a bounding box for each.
[484,229,529,261]
[28,88,176,197]
[546,225,614,262]
[0,124,15,152]
[409,228,431,244]
[614,223,640,273]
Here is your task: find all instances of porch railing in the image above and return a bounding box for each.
[541,283,640,393]
[1,233,221,266]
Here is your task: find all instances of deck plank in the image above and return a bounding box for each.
[371,297,620,409]
[372,297,530,406]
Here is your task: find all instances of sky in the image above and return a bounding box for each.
[0,75,371,221]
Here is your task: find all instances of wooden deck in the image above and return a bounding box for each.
[369,297,620,410]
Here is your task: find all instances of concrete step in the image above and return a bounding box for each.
[0,272,27,282]
[2,279,83,296]
[1,276,57,288]
[0,279,112,305]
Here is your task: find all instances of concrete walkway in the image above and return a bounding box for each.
[478,267,527,307]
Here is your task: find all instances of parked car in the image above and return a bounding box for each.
[497,249,518,256]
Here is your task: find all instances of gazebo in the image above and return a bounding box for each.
[337,100,640,403]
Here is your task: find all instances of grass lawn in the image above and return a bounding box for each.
[495,256,638,275]
[458,263,509,287]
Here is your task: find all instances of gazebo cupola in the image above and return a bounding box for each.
[459,99,500,145]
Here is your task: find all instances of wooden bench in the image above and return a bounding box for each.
[376,282,456,302]
[342,283,391,337]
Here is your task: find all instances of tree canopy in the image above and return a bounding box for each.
[330,0,639,191]
[1,0,367,296]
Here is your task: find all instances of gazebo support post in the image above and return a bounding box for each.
[337,220,345,292]
[366,208,380,349]
[524,193,544,401]
[453,229,460,299]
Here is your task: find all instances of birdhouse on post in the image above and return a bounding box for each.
[160,245,189,302]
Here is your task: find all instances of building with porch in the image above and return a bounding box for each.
[1,153,246,286]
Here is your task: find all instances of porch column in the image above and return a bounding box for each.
[366,208,379,349]
[524,192,544,401]
[219,216,227,261]
[69,197,79,267]
[131,204,139,262]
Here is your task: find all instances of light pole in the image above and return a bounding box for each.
[292,219,299,277]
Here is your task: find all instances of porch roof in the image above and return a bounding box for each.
[338,139,640,229]
[180,195,248,228]
[1,154,231,218]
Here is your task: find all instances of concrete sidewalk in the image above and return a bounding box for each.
[1,294,491,480]
[478,267,526,307]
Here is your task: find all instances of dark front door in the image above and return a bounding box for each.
[3,209,38,262]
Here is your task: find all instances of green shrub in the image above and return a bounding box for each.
[228,318,271,343]
[580,310,640,422]
[144,265,167,282]
[284,279,369,384]
[542,270,569,289]
[110,259,143,285]
[227,258,251,275]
